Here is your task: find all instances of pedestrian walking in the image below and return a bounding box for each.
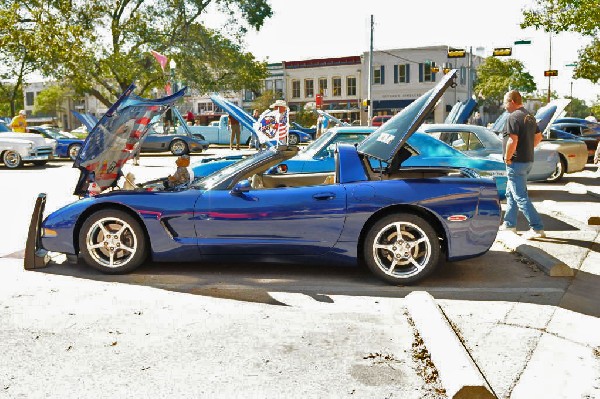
[500,90,545,239]
[9,110,27,132]
[228,115,241,150]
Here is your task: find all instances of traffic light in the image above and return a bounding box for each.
[442,63,452,74]
[430,62,439,73]
[447,48,466,58]
[544,70,558,77]
[362,99,370,107]
[493,47,512,57]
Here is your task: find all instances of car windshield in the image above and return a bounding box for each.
[191,148,276,190]
[40,128,68,139]
[300,129,337,155]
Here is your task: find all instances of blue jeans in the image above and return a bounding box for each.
[503,162,544,231]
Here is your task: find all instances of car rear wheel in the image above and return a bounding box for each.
[68,143,82,161]
[170,139,188,155]
[288,133,300,145]
[78,209,147,274]
[363,213,440,284]
[546,157,565,183]
[2,151,23,169]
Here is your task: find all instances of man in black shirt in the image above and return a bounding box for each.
[501,90,545,239]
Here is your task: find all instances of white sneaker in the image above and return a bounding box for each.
[499,223,517,233]
[522,229,546,240]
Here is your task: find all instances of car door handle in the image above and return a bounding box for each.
[313,192,336,200]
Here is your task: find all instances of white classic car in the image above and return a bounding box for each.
[0,122,56,168]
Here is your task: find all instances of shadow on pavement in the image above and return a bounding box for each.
[20,246,588,313]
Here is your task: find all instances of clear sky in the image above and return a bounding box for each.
[208,0,599,104]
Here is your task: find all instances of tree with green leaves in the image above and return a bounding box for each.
[0,0,272,107]
[33,84,71,116]
[564,96,591,118]
[251,90,280,115]
[474,57,537,107]
[0,82,24,117]
[521,0,600,83]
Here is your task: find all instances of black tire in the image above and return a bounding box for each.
[288,133,300,145]
[2,151,23,169]
[363,213,440,285]
[78,209,147,274]
[170,139,189,155]
[32,161,48,166]
[546,156,566,183]
[68,143,82,161]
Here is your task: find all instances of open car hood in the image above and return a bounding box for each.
[535,99,570,134]
[444,98,476,124]
[73,84,185,195]
[316,110,350,127]
[357,69,457,162]
[209,95,271,147]
[72,111,100,132]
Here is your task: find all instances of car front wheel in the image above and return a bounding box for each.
[2,151,23,169]
[288,133,300,145]
[78,209,147,274]
[363,213,440,285]
[68,143,82,161]
[170,139,188,155]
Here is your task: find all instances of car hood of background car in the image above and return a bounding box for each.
[535,99,570,134]
[209,95,273,147]
[73,84,185,195]
[357,69,457,163]
[444,98,477,124]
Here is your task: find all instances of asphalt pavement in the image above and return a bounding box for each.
[1,152,599,398]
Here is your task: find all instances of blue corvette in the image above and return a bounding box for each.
[26,71,501,284]
[28,126,84,160]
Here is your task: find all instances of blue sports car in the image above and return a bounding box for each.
[26,71,502,285]
[28,126,84,161]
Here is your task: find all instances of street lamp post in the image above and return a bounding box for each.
[169,59,177,94]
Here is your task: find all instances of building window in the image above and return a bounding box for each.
[304,79,314,98]
[265,80,274,91]
[419,63,436,83]
[394,64,410,83]
[25,92,35,106]
[373,66,385,84]
[243,90,254,102]
[318,78,328,96]
[275,79,283,97]
[332,77,342,96]
[292,80,300,98]
[346,76,356,96]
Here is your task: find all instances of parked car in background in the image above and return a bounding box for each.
[551,118,600,159]
[140,123,209,155]
[371,115,391,127]
[0,122,56,168]
[418,124,559,182]
[28,126,84,161]
[185,105,311,146]
[28,70,502,285]
[291,121,317,139]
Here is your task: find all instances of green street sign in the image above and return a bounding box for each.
[514,40,532,45]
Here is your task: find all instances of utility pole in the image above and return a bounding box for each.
[367,14,374,126]
[467,46,473,100]
[547,32,552,103]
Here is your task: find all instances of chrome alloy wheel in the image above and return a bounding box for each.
[3,150,22,168]
[170,140,187,155]
[85,217,138,269]
[371,221,431,278]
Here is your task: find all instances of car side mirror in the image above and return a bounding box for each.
[231,179,251,195]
